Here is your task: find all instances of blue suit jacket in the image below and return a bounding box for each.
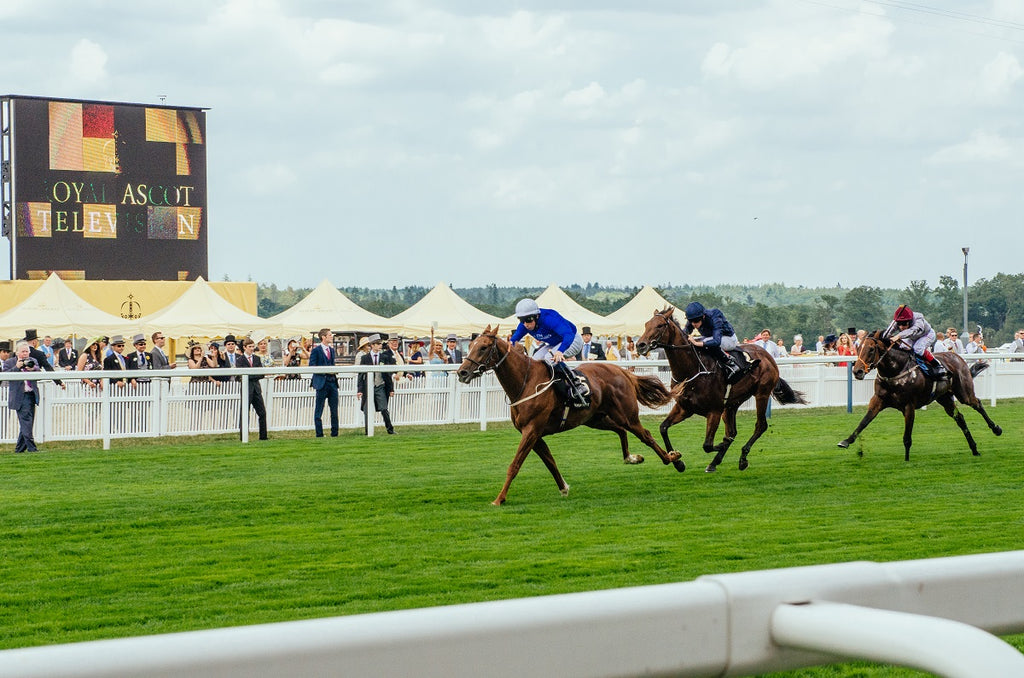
[4,356,40,410]
[308,344,335,391]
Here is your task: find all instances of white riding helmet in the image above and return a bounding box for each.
[515,298,541,319]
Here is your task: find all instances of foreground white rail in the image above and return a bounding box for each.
[2,551,1022,677]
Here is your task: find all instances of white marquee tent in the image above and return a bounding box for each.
[269,279,397,337]
[0,273,141,340]
[389,282,503,338]
[603,285,674,338]
[138,277,279,340]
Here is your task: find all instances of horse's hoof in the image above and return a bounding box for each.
[738,458,749,471]
[560,484,570,497]
[972,451,981,457]
[673,459,686,473]
[993,426,1003,436]
[705,465,716,473]
[491,499,503,507]
[667,451,681,463]
[623,454,644,465]
[837,440,850,449]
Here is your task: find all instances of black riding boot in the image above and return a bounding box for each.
[926,354,948,380]
[711,347,754,385]
[555,362,590,408]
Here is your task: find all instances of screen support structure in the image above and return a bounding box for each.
[1,96,13,275]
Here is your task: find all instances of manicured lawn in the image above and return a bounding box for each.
[2,400,1022,676]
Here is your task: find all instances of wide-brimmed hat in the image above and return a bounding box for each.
[86,336,103,349]
[23,329,38,342]
[357,336,372,351]
[824,334,838,344]
[110,335,126,346]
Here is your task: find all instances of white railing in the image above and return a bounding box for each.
[1,550,1022,677]
[2,353,1022,446]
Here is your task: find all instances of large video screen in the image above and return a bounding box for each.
[5,95,208,280]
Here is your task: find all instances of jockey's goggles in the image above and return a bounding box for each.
[519,315,539,324]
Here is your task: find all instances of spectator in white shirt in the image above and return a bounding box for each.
[758,329,781,359]
[945,328,965,354]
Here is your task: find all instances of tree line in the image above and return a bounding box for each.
[255,274,1024,345]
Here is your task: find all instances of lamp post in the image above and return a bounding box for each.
[962,247,969,338]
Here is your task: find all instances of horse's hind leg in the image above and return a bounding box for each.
[937,395,980,456]
[901,404,916,462]
[957,384,1003,437]
[532,438,570,496]
[614,428,644,465]
[738,395,772,471]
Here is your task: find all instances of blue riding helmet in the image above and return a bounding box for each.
[684,302,706,321]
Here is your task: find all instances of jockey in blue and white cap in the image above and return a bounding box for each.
[509,298,589,407]
[682,301,758,384]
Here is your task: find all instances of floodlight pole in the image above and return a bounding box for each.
[961,248,969,338]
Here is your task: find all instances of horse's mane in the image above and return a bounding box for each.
[657,306,685,335]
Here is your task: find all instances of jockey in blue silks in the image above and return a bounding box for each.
[682,301,759,384]
[509,298,589,407]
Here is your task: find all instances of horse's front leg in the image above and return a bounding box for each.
[704,411,726,472]
[493,427,541,506]
[659,401,693,456]
[902,403,916,461]
[838,396,885,454]
[531,437,570,496]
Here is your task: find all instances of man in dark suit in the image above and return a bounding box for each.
[308,327,339,437]
[4,341,42,453]
[580,327,606,361]
[357,334,395,435]
[103,335,129,387]
[24,329,63,388]
[0,341,11,365]
[57,338,78,370]
[236,337,268,440]
[444,334,463,364]
[215,334,240,382]
[125,333,152,385]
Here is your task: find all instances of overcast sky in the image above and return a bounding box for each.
[5,0,1023,291]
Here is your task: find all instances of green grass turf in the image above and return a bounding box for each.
[2,400,1022,676]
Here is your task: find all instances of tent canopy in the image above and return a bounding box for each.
[503,283,623,336]
[138,277,278,341]
[389,282,502,338]
[604,286,674,338]
[0,273,141,340]
[269,279,396,336]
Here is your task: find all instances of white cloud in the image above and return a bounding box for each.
[928,130,1014,164]
[562,82,605,107]
[69,39,108,85]
[977,52,1023,100]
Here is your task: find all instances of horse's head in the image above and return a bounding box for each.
[636,306,684,356]
[853,331,889,380]
[457,325,506,384]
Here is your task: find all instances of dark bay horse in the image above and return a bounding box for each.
[837,331,1001,460]
[456,325,683,505]
[635,307,808,472]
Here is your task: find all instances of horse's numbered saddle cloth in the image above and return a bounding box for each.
[727,349,754,364]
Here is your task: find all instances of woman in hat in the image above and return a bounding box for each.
[76,337,105,389]
[406,338,425,378]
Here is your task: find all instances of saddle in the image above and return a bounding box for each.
[912,354,940,381]
[727,348,755,364]
[552,368,591,410]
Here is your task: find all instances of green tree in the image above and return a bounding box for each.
[838,286,886,332]
[902,280,933,318]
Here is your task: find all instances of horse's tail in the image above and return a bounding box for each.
[631,372,673,408]
[969,361,989,379]
[772,377,809,405]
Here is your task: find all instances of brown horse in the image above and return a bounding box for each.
[635,307,809,472]
[456,325,683,505]
[837,331,1002,460]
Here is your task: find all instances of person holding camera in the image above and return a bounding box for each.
[4,341,42,453]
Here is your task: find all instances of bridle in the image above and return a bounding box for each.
[645,312,713,385]
[462,335,510,378]
[645,312,693,352]
[856,336,900,374]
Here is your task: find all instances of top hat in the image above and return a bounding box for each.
[223,334,238,344]
[132,333,147,345]
[110,335,126,346]
[0,341,11,352]
[446,334,458,342]
[23,329,38,342]
[581,327,593,335]
[366,333,383,345]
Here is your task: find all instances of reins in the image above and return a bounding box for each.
[648,314,713,384]
[465,336,548,406]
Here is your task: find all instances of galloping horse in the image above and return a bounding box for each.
[837,331,1001,460]
[635,307,808,472]
[456,325,683,505]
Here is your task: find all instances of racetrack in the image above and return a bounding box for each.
[3,402,1022,675]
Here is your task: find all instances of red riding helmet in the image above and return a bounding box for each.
[893,305,914,322]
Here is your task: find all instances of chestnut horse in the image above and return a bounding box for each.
[635,307,808,472]
[456,325,683,505]
[837,331,1001,460]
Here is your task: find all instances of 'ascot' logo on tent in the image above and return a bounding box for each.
[120,294,142,319]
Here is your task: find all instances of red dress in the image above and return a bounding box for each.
[837,344,855,367]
